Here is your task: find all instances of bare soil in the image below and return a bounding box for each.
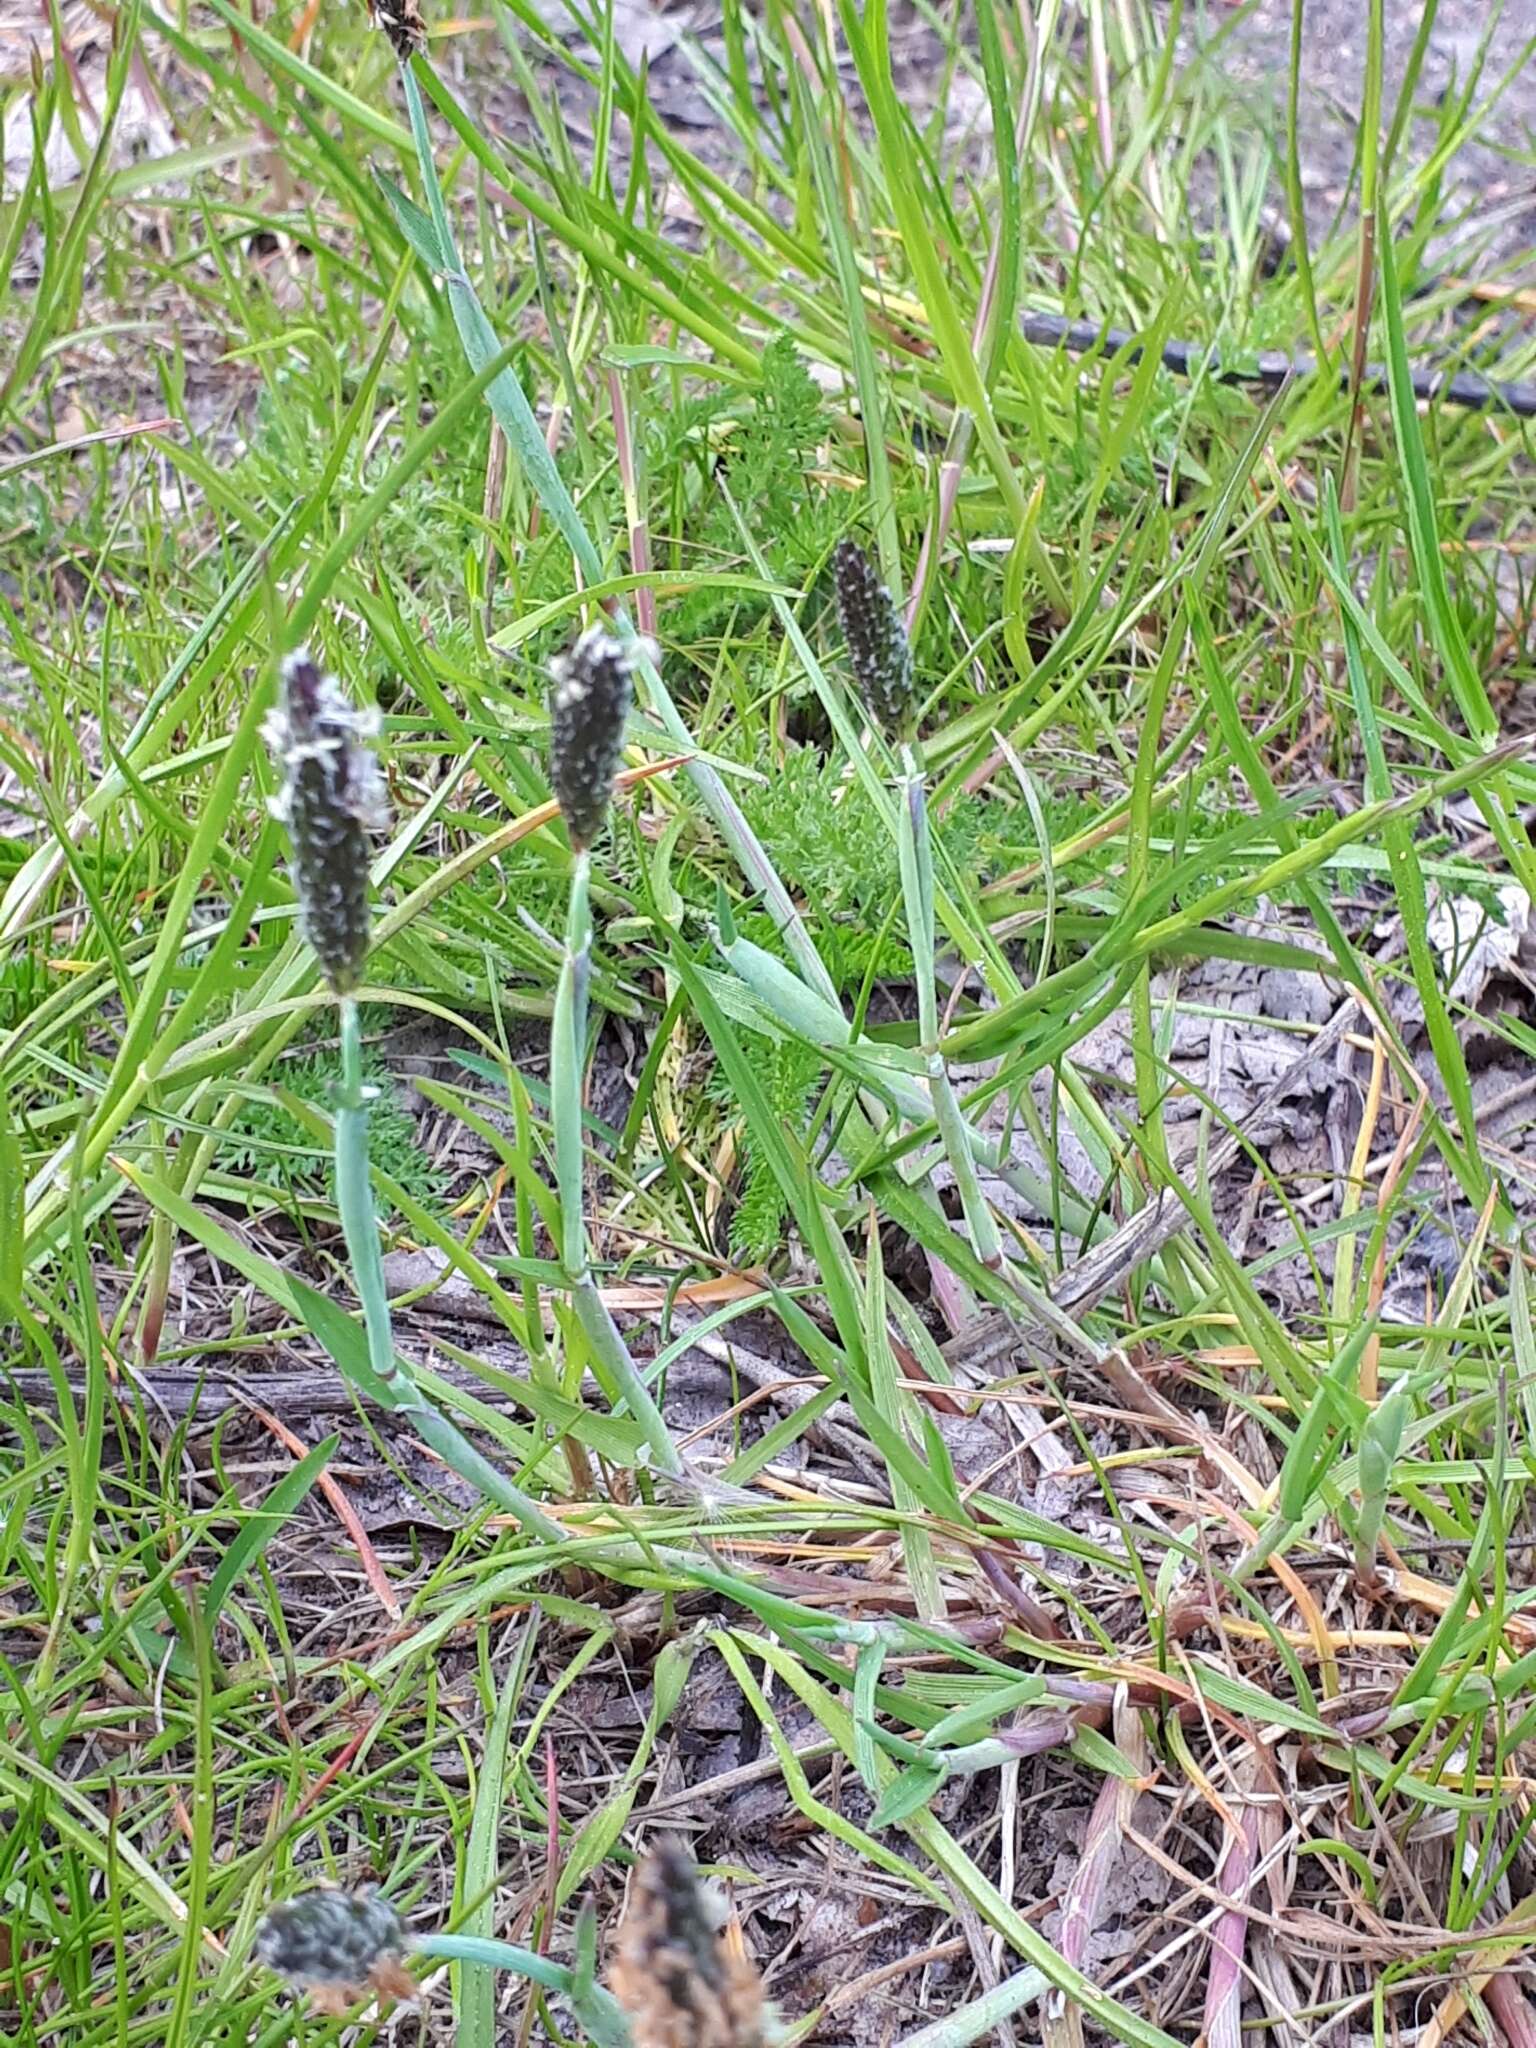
[1182,0,1536,274]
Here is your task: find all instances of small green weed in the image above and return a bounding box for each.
[217,1040,445,1214]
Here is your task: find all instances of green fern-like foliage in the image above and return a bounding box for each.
[724,1037,825,1263]
[741,749,900,914]
[218,1042,445,1215]
[736,749,990,988]
[657,337,844,647]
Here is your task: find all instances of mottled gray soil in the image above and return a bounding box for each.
[1182,0,1536,273]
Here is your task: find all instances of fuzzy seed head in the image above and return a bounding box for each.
[609,1842,776,2048]
[264,649,389,995]
[832,538,916,742]
[253,1887,409,1992]
[367,0,426,60]
[548,626,647,850]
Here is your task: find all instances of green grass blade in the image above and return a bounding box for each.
[203,1435,340,1620]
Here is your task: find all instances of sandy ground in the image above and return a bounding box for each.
[1183,0,1536,273]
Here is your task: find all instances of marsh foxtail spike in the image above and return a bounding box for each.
[264,649,389,996]
[832,538,916,743]
[253,1888,416,2013]
[610,1841,776,2048]
[366,0,426,61]
[549,625,646,852]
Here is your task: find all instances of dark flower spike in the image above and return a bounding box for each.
[610,1841,776,2048]
[831,538,917,743]
[254,1887,416,2014]
[367,0,426,61]
[548,625,647,851]
[264,649,389,996]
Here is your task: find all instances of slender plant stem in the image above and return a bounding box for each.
[409,1404,568,1541]
[22,1294,92,1689]
[335,997,402,1393]
[897,749,938,1051]
[514,1075,595,1497]
[335,997,567,1542]
[414,1933,632,2047]
[552,852,593,1279]
[1285,0,1324,361]
[571,1279,682,1481]
[415,1933,576,1993]
[552,854,684,1479]
[895,1963,1049,2048]
[715,920,1093,1228]
[896,748,1003,1269]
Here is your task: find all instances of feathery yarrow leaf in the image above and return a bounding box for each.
[832,538,916,742]
[264,650,389,995]
[548,625,648,850]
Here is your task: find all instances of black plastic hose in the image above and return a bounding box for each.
[1019,309,1536,419]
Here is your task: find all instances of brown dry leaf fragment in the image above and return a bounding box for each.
[308,1983,361,2017]
[610,1842,772,2048]
[371,1955,420,2002]
[302,1957,417,2014]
